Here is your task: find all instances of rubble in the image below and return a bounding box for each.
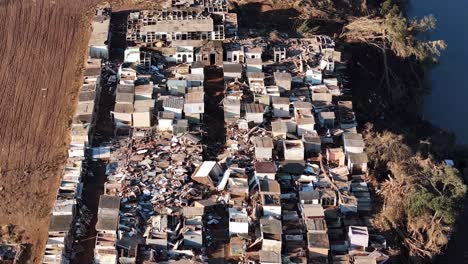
[41,1,389,263]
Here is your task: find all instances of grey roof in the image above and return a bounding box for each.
[274,71,292,81]
[224,98,240,106]
[96,213,119,232]
[259,250,281,263]
[300,190,320,201]
[223,63,243,73]
[343,133,365,149]
[348,152,368,164]
[48,215,73,232]
[99,195,120,210]
[247,71,265,79]
[260,216,282,235]
[185,74,204,81]
[254,137,274,148]
[271,120,287,133]
[116,92,134,104]
[141,18,214,33]
[305,218,327,231]
[245,58,262,65]
[192,61,205,69]
[117,84,135,94]
[163,97,184,109]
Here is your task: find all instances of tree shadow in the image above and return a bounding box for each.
[232,2,300,33]
[346,42,468,262]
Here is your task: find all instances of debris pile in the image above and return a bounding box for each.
[40,2,390,263]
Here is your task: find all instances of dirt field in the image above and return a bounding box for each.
[0,0,99,262]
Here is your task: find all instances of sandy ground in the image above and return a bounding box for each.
[0,0,99,262]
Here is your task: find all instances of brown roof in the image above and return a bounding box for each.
[272,97,290,105]
[307,232,329,249]
[293,101,313,110]
[254,162,277,174]
[259,179,281,194]
[244,103,264,113]
[158,111,175,119]
[185,91,204,103]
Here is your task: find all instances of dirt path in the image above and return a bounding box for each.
[202,67,226,161]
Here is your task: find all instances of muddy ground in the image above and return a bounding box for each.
[0,1,102,263]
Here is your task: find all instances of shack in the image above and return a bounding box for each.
[223,63,243,81]
[274,72,292,91]
[224,98,241,120]
[163,97,184,119]
[246,58,262,72]
[254,162,277,180]
[283,140,304,161]
[191,161,223,188]
[254,137,274,160]
[244,103,265,124]
[271,97,290,118]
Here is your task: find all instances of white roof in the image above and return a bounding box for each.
[194,161,218,177]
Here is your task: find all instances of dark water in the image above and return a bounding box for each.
[409,0,468,144]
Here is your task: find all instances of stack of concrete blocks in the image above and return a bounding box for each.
[44,58,101,264]
[134,82,154,128]
[94,195,120,264]
[114,83,134,125]
[184,91,205,124]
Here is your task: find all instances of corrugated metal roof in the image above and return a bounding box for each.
[244,103,264,113]
[163,97,184,109]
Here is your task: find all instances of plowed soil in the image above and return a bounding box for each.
[0,0,99,262]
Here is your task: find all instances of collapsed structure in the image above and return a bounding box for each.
[40,1,389,264]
